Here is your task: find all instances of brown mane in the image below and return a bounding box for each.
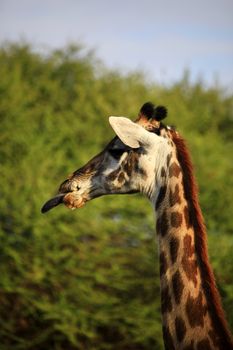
[171,130,233,349]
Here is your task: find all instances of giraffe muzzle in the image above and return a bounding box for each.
[41,191,88,213]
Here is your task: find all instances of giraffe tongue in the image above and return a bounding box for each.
[41,194,65,213]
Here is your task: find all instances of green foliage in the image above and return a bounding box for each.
[0,43,232,349]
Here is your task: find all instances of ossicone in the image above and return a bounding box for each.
[140,102,167,121]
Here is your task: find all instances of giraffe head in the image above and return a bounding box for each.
[41,103,171,213]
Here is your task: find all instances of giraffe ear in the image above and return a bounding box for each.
[109,116,156,148]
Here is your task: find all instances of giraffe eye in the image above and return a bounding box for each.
[109,148,126,160]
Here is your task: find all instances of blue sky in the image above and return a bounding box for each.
[0,0,233,88]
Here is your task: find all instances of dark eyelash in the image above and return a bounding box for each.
[109,149,126,159]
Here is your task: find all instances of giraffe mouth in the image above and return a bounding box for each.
[41,192,88,213]
[62,192,88,210]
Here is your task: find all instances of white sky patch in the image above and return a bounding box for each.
[0,0,232,88]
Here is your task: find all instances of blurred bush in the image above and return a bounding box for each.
[0,43,232,349]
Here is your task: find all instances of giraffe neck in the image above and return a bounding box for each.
[154,136,233,350]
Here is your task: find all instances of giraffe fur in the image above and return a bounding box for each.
[41,103,233,350]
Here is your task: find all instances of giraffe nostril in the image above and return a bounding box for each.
[76,185,81,191]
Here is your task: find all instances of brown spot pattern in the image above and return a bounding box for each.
[161,166,166,177]
[156,185,167,210]
[184,205,191,229]
[175,316,186,342]
[182,234,198,286]
[196,338,212,350]
[163,326,175,350]
[172,270,184,305]
[183,234,194,255]
[124,154,133,177]
[106,169,119,181]
[156,210,169,236]
[117,172,125,183]
[171,211,183,228]
[169,162,181,178]
[169,184,181,207]
[161,285,172,314]
[160,251,168,276]
[123,151,141,177]
[186,291,205,328]
[169,237,179,264]
[167,153,172,167]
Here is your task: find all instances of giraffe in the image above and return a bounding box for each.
[41,102,233,350]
